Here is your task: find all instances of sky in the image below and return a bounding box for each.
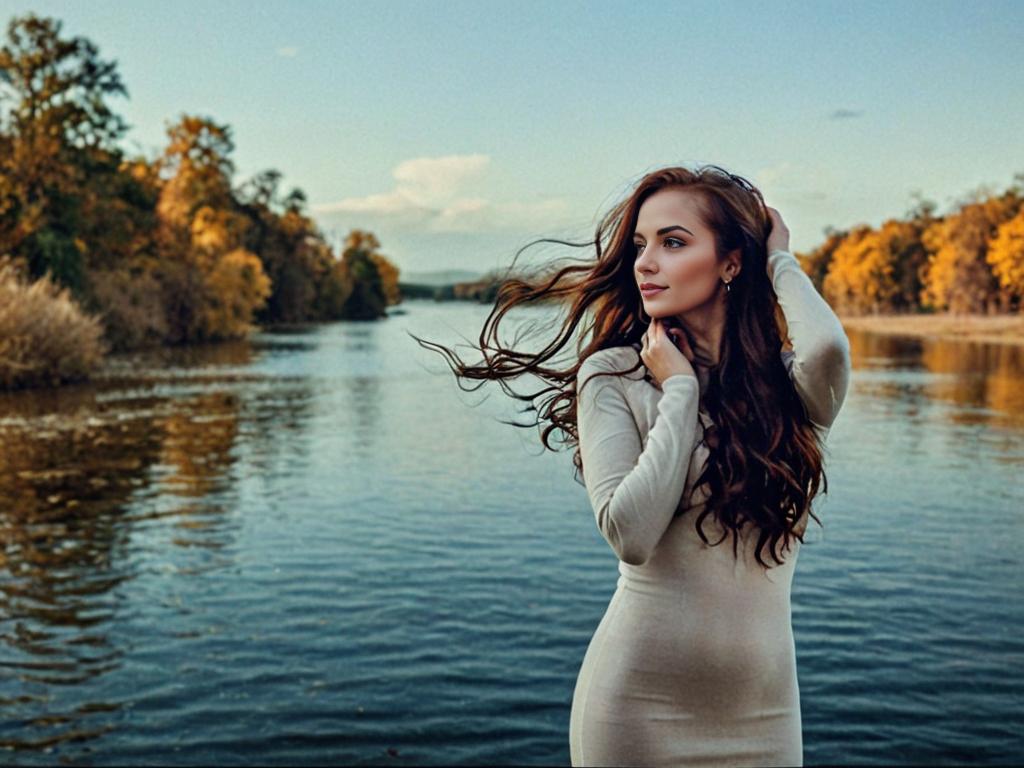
[4,0,1023,276]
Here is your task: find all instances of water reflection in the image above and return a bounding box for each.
[158,392,240,500]
[0,335,315,754]
[340,377,383,459]
[845,327,1024,430]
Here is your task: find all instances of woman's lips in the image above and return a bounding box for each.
[640,286,667,297]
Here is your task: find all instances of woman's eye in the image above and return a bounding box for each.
[633,238,684,255]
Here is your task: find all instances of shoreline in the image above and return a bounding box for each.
[838,313,1024,346]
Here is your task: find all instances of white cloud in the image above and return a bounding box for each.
[392,154,490,207]
[312,153,570,233]
[429,197,571,234]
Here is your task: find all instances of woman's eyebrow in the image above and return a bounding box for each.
[634,224,695,238]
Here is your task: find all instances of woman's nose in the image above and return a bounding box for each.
[635,245,653,271]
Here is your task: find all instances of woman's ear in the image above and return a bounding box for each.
[725,249,742,280]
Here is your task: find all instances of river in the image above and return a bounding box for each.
[1,300,1022,765]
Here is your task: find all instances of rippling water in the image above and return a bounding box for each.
[1,301,1022,765]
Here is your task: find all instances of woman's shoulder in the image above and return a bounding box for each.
[579,344,641,374]
[578,346,648,392]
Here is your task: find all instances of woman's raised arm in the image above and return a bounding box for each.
[767,247,852,430]
[577,350,701,565]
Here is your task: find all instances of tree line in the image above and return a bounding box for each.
[1,13,399,388]
[798,181,1024,316]
[3,13,1022,389]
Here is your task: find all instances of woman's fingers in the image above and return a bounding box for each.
[655,319,670,352]
[649,318,697,362]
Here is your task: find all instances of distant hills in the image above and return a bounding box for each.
[400,269,482,286]
[398,267,519,302]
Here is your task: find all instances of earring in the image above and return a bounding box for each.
[722,277,732,293]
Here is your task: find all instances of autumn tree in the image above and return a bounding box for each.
[887,199,935,311]
[920,191,1020,313]
[798,228,847,293]
[822,225,875,313]
[371,251,401,305]
[339,229,387,320]
[156,115,235,236]
[868,218,930,313]
[823,219,930,315]
[0,11,401,367]
[0,13,130,292]
[987,205,1024,309]
[155,114,270,341]
[236,170,352,322]
[200,248,272,337]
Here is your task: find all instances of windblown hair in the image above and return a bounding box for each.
[410,163,828,569]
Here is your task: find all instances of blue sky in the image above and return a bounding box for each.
[5,0,1023,275]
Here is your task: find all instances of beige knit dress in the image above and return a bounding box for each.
[569,248,852,767]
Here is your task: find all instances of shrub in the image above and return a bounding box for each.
[0,259,107,389]
[84,267,170,351]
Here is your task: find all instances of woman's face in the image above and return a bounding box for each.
[633,187,730,318]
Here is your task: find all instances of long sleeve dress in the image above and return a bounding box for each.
[569,248,852,768]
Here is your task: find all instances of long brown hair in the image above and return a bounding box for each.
[410,163,827,568]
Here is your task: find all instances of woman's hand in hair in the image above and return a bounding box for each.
[766,205,791,254]
[641,318,696,388]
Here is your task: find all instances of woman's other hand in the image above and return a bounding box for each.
[641,318,696,387]
[766,205,791,254]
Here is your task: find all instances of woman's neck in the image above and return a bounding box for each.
[675,293,728,368]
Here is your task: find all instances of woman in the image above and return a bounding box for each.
[412,164,851,767]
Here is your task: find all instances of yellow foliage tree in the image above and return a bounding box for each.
[370,252,401,305]
[199,248,271,339]
[191,205,232,253]
[190,204,249,271]
[920,195,1015,313]
[799,229,847,293]
[338,229,388,319]
[823,218,926,315]
[822,225,880,314]
[156,116,235,231]
[864,218,930,313]
[986,207,1024,304]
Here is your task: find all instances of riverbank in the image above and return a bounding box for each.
[838,313,1024,345]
